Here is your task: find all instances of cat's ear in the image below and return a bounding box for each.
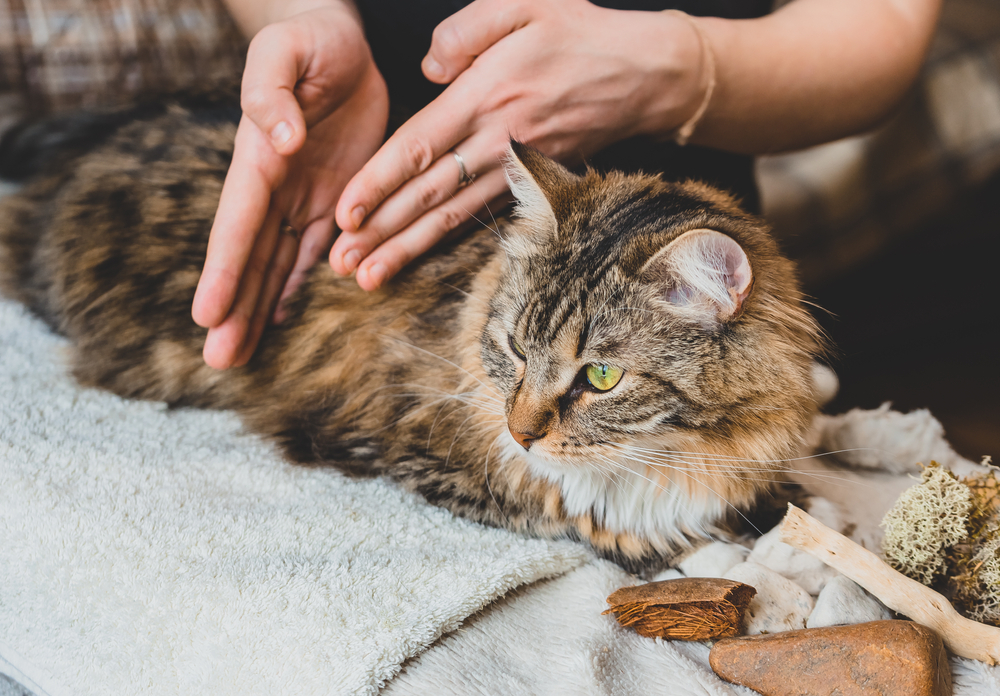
[642,229,754,323]
[503,140,578,235]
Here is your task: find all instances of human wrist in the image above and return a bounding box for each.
[662,11,715,146]
[626,9,712,145]
[223,0,360,38]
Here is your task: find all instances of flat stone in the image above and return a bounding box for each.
[723,562,813,634]
[710,620,952,696]
[807,576,893,628]
[679,542,749,578]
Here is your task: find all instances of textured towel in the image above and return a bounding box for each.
[385,407,1000,696]
[0,297,589,696]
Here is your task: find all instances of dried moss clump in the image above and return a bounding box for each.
[881,460,1000,626]
[881,464,973,585]
[968,536,1000,624]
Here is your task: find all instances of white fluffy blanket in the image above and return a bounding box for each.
[0,298,587,695]
[2,287,999,696]
[386,408,1000,695]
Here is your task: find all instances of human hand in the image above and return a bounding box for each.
[330,0,710,291]
[191,2,388,369]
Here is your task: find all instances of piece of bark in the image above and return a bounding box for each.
[779,504,1000,664]
[604,577,756,640]
[710,620,952,696]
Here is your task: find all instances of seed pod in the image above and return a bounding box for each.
[604,577,756,640]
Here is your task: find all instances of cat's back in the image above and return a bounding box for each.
[0,100,501,411]
[0,100,236,331]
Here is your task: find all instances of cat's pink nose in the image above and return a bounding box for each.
[509,427,541,450]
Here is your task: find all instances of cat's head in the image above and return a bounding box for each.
[480,142,823,537]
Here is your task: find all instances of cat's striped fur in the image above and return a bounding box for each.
[0,99,822,570]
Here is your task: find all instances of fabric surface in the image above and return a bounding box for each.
[386,406,1000,696]
[0,0,245,117]
[3,282,1000,696]
[0,296,589,696]
[385,560,756,696]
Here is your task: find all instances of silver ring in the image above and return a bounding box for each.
[453,151,475,189]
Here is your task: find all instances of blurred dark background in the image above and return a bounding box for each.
[808,172,999,460]
[759,0,1000,460]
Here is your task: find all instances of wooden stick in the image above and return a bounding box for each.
[779,504,1000,664]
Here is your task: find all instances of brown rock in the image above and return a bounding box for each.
[709,620,952,696]
[604,577,756,640]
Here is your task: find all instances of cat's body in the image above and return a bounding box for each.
[0,98,822,569]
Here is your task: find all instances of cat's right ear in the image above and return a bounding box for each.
[642,228,754,324]
[503,141,578,241]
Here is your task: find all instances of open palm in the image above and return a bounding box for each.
[192,4,388,369]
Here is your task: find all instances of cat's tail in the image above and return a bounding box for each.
[0,110,150,181]
[0,170,65,325]
[0,85,241,181]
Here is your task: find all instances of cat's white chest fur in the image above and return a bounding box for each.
[502,435,726,547]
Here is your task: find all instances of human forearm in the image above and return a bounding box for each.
[221,0,359,37]
[685,0,941,153]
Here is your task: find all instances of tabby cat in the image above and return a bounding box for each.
[0,97,822,569]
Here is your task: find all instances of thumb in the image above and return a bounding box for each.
[422,0,531,83]
[240,23,309,156]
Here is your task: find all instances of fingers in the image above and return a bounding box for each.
[192,115,284,329]
[348,167,509,291]
[241,23,309,156]
[331,140,489,275]
[201,207,283,369]
[422,0,532,83]
[334,78,485,238]
[273,217,336,323]
[234,229,300,367]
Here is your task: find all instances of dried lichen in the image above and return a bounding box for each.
[881,464,973,585]
[967,534,1000,624]
[881,460,1000,626]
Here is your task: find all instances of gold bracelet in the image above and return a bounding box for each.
[664,10,716,146]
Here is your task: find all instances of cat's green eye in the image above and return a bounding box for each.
[585,364,624,392]
[509,335,526,360]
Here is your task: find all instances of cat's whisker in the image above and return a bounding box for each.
[483,433,511,527]
[377,334,504,401]
[469,171,504,240]
[449,178,501,238]
[380,389,503,421]
[374,380,505,409]
[437,280,486,306]
[608,444,871,488]
[446,411,502,467]
[609,442,880,465]
[582,446,664,508]
[611,451,811,486]
[358,389,503,439]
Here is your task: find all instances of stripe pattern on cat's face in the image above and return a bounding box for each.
[480,142,822,549]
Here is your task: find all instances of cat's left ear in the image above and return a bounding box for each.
[642,229,754,323]
[503,140,579,237]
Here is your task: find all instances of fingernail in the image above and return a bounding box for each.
[350,206,366,229]
[271,121,293,147]
[367,262,387,289]
[272,302,287,325]
[423,57,445,81]
[343,249,361,273]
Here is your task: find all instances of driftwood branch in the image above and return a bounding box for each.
[779,504,1000,664]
